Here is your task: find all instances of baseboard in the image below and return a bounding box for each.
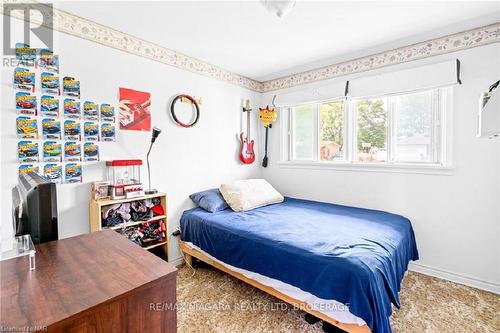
[409,262,500,294]
[169,256,184,268]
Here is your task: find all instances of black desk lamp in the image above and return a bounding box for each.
[145,126,161,195]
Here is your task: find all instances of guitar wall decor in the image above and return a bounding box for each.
[170,94,200,128]
[239,99,255,164]
[259,105,278,167]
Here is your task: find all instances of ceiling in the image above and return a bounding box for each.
[55,1,499,82]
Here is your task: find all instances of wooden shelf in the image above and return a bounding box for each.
[89,192,169,260]
[143,240,168,250]
[108,215,167,230]
[94,192,167,207]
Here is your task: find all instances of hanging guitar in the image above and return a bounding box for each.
[259,105,278,167]
[239,100,255,164]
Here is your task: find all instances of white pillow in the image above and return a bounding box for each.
[219,179,284,212]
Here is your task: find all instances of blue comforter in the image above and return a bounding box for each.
[180,197,418,333]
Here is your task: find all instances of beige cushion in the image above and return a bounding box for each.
[219,179,284,212]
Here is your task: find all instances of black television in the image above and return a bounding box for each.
[12,172,58,244]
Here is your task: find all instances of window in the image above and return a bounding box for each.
[320,100,345,161]
[283,87,451,169]
[355,97,387,163]
[291,104,315,160]
[390,90,439,163]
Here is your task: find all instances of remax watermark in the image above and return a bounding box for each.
[3,2,54,66]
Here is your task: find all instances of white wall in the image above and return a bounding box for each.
[260,43,500,292]
[1,17,498,293]
[1,26,261,264]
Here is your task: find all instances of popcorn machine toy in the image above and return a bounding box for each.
[106,160,144,199]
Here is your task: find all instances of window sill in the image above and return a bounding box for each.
[278,161,454,175]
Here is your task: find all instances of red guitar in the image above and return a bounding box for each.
[239,100,255,164]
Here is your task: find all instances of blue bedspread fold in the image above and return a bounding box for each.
[181,197,418,333]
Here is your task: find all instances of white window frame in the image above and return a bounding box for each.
[280,87,454,175]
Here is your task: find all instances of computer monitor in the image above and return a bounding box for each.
[12,172,58,244]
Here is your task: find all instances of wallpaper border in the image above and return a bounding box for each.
[3,1,499,93]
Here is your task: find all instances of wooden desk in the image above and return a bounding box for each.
[1,230,177,333]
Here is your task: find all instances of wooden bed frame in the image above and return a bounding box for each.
[179,240,371,333]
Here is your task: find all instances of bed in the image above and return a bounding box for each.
[180,197,419,333]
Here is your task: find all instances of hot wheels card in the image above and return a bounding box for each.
[14,67,35,91]
[100,103,115,122]
[64,120,81,141]
[43,141,62,162]
[83,142,99,162]
[16,92,37,115]
[19,164,39,175]
[64,142,81,162]
[18,140,38,163]
[42,118,61,139]
[41,95,59,117]
[44,163,62,183]
[40,49,59,73]
[16,116,38,139]
[41,72,60,95]
[15,43,36,66]
[83,101,99,121]
[63,76,80,98]
[65,163,82,183]
[84,122,99,141]
[64,98,80,119]
[100,123,115,142]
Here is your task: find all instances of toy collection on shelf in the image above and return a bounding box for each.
[89,161,166,250]
[13,43,116,184]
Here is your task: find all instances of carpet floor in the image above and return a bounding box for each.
[176,265,499,333]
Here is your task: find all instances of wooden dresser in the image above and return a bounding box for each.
[0,230,177,333]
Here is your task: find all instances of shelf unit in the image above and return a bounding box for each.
[109,215,167,230]
[89,193,168,258]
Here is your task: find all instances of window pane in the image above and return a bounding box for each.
[292,104,315,160]
[356,98,387,162]
[320,101,344,161]
[392,90,435,163]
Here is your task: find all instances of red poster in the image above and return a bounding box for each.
[118,87,151,131]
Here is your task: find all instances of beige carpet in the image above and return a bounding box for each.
[176,265,499,333]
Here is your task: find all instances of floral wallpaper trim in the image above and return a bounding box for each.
[261,23,500,92]
[2,1,263,92]
[3,1,499,93]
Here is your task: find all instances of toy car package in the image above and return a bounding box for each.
[41,72,60,95]
[63,76,80,98]
[40,49,59,73]
[83,101,99,121]
[14,67,35,91]
[43,141,62,162]
[41,95,59,117]
[15,43,36,66]
[44,163,62,183]
[100,103,115,122]
[19,164,39,175]
[16,92,37,116]
[16,116,38,139]
[100,123,116,142]
[64,120,81,141]
[42,118,61,139]
[84,142,99,162]
[64,141,81,162]
[64,98,81,119]
[84,122,99,141]
[18,140,38,163]
[65,163,82,183]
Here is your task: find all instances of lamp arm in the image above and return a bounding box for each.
[146,141,154,191]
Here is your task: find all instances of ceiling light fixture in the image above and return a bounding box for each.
[260,0,296,18]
